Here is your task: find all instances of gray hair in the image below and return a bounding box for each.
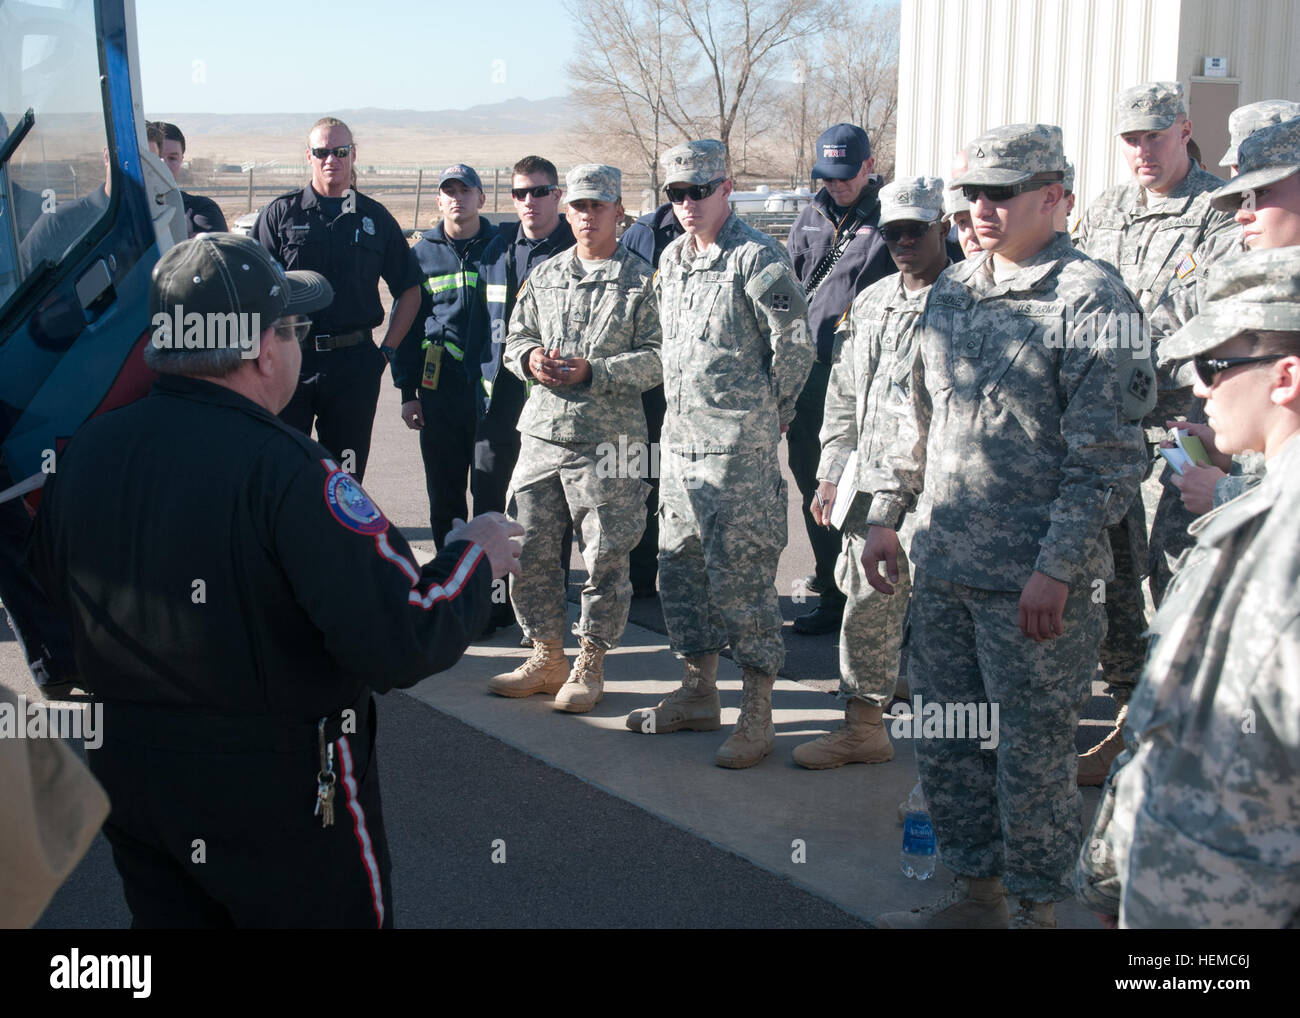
[143,324,280,377]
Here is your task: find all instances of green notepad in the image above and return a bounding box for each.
[1160,431,1211,475]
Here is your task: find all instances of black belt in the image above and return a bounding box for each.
[313,330,368,352]
[93,687,373,754]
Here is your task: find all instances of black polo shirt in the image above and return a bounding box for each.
[182,191,228,236]
[253,185,420,338]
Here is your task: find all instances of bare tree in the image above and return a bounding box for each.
[731,60,785,176]
[565,0,699,194]
[669,0,829,171]
[818,4,900,178]
[775,41,840,183]
[564,0,896,185]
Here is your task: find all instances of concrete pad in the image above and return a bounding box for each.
[403,600,1103,928]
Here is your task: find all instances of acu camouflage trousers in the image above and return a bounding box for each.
[906,570,1105,902]
[835,522,911,707]
[658,447,787,676]
[508,434,647,649]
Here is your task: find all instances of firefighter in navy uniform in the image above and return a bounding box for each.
[28,233,522,928]
[785,123,896,634]
[391,163,498,548]
[253,117,421,483]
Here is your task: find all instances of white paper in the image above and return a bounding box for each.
[830,451,857,530]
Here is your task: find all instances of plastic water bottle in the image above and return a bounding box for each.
[900,781,936,879]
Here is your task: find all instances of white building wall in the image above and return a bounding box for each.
[896,0,1299,216]
[1178,0,1300,104]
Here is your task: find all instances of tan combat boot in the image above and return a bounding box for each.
[1009,899,1057,929]
[487,638,567,698]
[875,876,1009,929]
[624,654,721,733]
[1078,703,1128,787]
[792,698,894,769]
[714,668,775,769]
[554,638,605,713]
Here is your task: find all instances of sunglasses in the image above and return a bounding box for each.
[310,145,353,160]
[274,318,313,344]
[959,179,1054,203]
[511,184,558,200]
[882,222,934,243]
[665,177,725,204]
[1193,353,1287,387]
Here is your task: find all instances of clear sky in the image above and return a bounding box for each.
[136,0,575,112]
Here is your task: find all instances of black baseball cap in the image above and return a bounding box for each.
[812,123,871,180]
[150,233,332,321]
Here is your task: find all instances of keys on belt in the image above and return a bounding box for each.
[314,717,336,828]
[313,329,367,352]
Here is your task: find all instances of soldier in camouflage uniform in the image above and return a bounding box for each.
[1149,114,1300,524]
[1053,159,1077,233]
[862,125,1147,928]
[623,140,813,769]
[1074,82,1237,783]
[945,150,981,257]
[1076,246,1300,928]
[1219,99,1300,174]
[488,164,661,713]
[793,177,951,770]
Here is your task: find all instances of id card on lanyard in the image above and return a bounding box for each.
[421,341,443,390]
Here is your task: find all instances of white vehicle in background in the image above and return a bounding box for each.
[728,184,814,213]
[231,208,260,237]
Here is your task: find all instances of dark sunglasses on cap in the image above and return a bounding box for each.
[511,184,558,200]
[665,177,725,204]
[1193,353,1288,387]
[959,178,1055,203]
[882,222,934,243]
[310,145,353,160]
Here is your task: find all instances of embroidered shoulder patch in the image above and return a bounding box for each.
[1175,252,1197,280]
[324,470,388,535]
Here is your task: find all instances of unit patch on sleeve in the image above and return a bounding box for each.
[324,470,389,535]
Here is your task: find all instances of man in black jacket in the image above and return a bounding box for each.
[476,156,574,516]
[391,164,498,548]
[150,120,228,236]
[29,233,521,927]
[785,123,896,634]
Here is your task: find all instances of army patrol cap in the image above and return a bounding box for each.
[879,177,945,227]
[943,186,970,217]
[565,163,621,203]
[1114,82,1186,134]
[1164,247,1300,360]
[1220,100,1300,166]
[1210,115,1300,209]
[1063,160,1075,194]
[661,140,727,186]
[952,124,1066,187]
